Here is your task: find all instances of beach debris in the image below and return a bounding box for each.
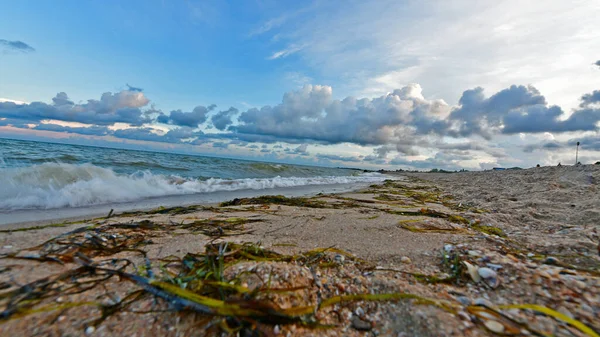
[351,316,372,331]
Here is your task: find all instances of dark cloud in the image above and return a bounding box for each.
[126,84,143,92]
[210,107,238,130]
[503,105,600,134]
[212,141,229,149]
[522,141,563,153]
[34,124,110,136]
[389,152,469,171]
[0,90,151,126]
[0,39,35,52]
[448,85,546,138]
[595,60,600,68]
[158,105,215,128]
[112,127,203,143]
[315,153,361,162]
[294,144,308,154]
[580,90,600,107]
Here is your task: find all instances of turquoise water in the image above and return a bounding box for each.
[0,138,385,210]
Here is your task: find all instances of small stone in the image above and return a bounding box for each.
[334,254,345,265]
[474,298,494,307]
[85,326,95,335]
[351,316,372,331]
[557,306,573,319]
[355,306,365,316]
[2,245,12,249]
[456,296,471,306]
[274,325,281,335]
[468,250,481,257]
[486,263,503,270]
[400,256,411,264]
[543,256,559,265]
[444,244,454,252]
[484,320,505,333]
[478,267,497,279]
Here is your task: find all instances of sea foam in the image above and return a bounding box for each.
[0,162,386,210]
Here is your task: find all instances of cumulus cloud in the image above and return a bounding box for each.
[234,84,449,148]
[0,90,152,126]
[210,107,238,130]
[157,105,215,128]
[0,39,35,52]
[447,85,546,138]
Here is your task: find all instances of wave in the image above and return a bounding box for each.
[0,163,387,210]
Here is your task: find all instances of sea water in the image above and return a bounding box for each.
[0,138,386,212]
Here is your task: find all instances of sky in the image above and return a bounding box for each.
[1,0,600,170]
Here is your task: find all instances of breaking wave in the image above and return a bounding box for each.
[0,163,386,210]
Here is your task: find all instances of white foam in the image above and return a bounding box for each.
[0,163,387,210]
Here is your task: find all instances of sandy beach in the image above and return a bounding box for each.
[1,165,598,336]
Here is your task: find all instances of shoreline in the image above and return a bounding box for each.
[0,166,598,336]
[0,179,391,229]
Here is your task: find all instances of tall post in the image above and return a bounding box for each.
[576,141,580,165]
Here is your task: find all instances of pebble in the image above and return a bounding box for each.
[543,256,559,265]
[274,325,281,335]
[400,256,411,264]
[456,296,471,306]
[478,267,497,279]
[557,306,574,319]
[486,263,503,270]
[334,254,345,265]
[483,320,505,333]
[85,326,95,335]
[444,244,454,252]
[474,298,494,307]
[351,316,372,331]
[355,307,365,316]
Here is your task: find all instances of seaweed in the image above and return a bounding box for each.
[0,229,453,336]
[220,195,329,208]
[470,223,506,237]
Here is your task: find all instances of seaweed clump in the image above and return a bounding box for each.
[220,195,328,208]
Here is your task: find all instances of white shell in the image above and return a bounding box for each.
[484,320,505,333]
[463,261,481,283]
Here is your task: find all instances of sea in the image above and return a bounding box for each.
[0,138,388,224]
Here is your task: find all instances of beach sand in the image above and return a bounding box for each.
[0,165,598,336]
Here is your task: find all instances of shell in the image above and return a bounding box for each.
[484,320,505,333]
[463,261,481,283]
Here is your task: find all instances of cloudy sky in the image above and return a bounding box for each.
[1,0,599,170]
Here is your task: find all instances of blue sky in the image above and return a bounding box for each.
[1,0,600,170]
